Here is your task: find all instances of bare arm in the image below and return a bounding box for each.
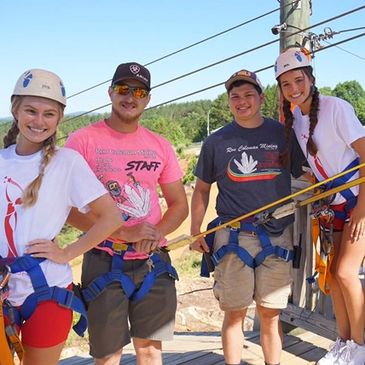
[67,207,96,232]
[156,180,188,237]
[190,178,211,252]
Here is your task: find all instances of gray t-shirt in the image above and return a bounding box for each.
[195,118,305,233]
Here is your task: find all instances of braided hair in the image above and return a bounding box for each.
[6,95,63,207]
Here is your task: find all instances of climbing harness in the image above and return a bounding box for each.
[2,255,87,337]
[200,213,295,277]
[82,240,178,305]
[307,198,335,295]
[197,162,365,281]
[307,159,359,295]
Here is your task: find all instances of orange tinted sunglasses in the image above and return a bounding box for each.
[113,84,149,99]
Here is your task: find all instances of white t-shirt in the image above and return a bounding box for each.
[293,95,365,204]
[0,145,107,305]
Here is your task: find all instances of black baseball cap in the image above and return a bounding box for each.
[111,62,151,90]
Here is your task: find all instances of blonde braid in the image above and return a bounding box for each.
[3,96,23,148]
[22,135,57,207]
[3,122,20,148]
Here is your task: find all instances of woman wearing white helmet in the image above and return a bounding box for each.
[0,69,122,365]
[276,48,365,365]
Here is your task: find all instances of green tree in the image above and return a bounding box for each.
[142,115,188,147]
[333,81,365,124]
[319,86,333,96]
[208,93,231,133]
[261,84,279,120]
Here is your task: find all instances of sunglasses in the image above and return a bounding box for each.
[112,84,149,99]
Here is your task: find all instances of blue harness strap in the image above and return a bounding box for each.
[245,223,294,266]
[201,218,294,277]
[211,229,255,268]
[201,217,220,277]
[82,240,178,304]
[322,158,359,221]
[5,255,88,336]
[82,251,136,303]
[130,254,178,301]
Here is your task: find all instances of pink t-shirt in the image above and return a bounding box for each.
[65,120,183,259]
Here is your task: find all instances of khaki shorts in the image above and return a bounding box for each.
[212,227,293,311]
[81,250,177,358]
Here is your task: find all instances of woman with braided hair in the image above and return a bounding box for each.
[0,69,122,365]
[275,48,365,365]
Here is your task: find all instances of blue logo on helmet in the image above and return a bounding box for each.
[23,71,33,88]
[294,51,303,62]
[60,81,66,97]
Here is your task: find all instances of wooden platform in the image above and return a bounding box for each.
[60,330,332,364]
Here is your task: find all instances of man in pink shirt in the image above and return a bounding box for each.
[66,62,188,365]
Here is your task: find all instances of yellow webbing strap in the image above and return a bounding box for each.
[0,303,14,365]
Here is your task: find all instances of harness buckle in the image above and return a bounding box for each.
[58,289,75,309]
[111,242,129,255]
[228,221,240,230]
[281,248,291,262]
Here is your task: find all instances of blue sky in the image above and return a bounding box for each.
[1,0,364,118]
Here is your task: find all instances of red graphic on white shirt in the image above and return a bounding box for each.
[3,177,23,258]
[314,155,328,179]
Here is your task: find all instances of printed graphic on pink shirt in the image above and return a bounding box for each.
[94,148,161,224]
[103,172,151,222]
[3,176,23,258]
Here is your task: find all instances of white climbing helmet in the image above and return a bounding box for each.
[275,48,312,79]
[12,69,66,106]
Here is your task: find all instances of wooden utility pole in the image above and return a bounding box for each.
[279,0,311,52]
[276,0,312,122]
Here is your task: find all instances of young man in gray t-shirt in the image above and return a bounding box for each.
[190,69,305,365]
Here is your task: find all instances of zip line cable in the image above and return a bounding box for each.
[152,4,365,90]
[66,1,301,99]
[322,40,365,61]
[151,31,365,109]
[59,30,365,131]
[61,5,365,126]
[317,26,365,61]
[335,26,365,34]
[313,31,365,57]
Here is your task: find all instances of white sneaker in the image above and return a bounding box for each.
[316,337,346,364]
[336,340,365,365]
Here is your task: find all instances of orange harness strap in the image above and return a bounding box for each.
[0,303,14,365]
[311,216,333,295]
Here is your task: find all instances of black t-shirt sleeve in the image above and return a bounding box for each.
[290,133,306,178]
